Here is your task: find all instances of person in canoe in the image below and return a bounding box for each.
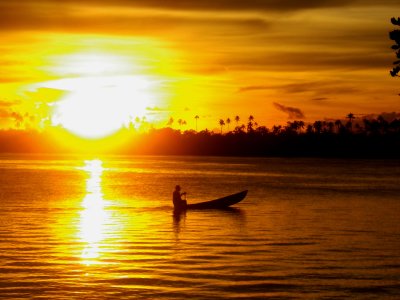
[173,185,187,209]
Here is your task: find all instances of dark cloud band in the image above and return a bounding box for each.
[273,102,305,119]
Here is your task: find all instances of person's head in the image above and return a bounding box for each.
[175,185,181,191]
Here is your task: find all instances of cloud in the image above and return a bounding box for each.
[219,49,390,73]
[0,106,37,128]
[11,112,24,124]
[0,109,10,118]
[269,81,360,97]
[311,97,329,101]
[0,0,394,78]
[238,83,355,97]
[0,1,396,37]
[237,81,359,104]
[273,102,305,119]
[0,109,25,127]
[146,106,167,112]
[238,85,270,93]
[2,0,398,13]
[0,1,272,35]
[0,100,20,107]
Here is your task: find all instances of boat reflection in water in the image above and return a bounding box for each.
[77,159,110,265]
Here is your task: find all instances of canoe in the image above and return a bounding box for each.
[183,190,248,210]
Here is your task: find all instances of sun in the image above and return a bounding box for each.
[48,52,157,139]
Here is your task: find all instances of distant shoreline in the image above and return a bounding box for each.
[1,127,399,159]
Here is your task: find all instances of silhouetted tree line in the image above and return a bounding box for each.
[390,17,400,77]
[1,115,399,158]
[128,115,400,158]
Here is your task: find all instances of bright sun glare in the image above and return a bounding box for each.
[79,159,108,263]
[48,52,156,139]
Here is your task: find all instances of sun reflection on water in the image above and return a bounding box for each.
[78,159,110,265]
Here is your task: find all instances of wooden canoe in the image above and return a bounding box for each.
[183,190,248,210]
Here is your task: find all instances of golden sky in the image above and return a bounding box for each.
[1,0,399,136]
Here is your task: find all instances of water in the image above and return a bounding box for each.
[0,154,399,299]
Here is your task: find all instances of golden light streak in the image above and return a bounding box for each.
[77,159,109,265]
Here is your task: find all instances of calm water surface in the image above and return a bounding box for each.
[0,154,399,299]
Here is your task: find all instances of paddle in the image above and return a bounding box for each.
[183,192,187,206]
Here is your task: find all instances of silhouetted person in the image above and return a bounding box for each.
[173,185,187,209]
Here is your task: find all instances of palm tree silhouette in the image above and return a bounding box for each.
[272,125,281,135]
[297,121,305,132]
[235,115,240,126]
[247,115,255,132]
[219,119,225,134]
[226,118,231,132]
[334,120,342,133]
[178,119,186,129]
[195,115,199,131]
[306,124,313,134]
[287,120,305,133]
[347,113,355,122]
[346,113,355,132]
[285,121,295,133]
[313,121,323,134]
[327,121,335,133]
[377,115,389,134]
[389,17,400,78]
[390,118,400,133]
[167,117,174,127]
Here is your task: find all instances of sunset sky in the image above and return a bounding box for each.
[1,0,400,137]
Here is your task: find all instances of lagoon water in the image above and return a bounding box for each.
[0,154,399,299]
